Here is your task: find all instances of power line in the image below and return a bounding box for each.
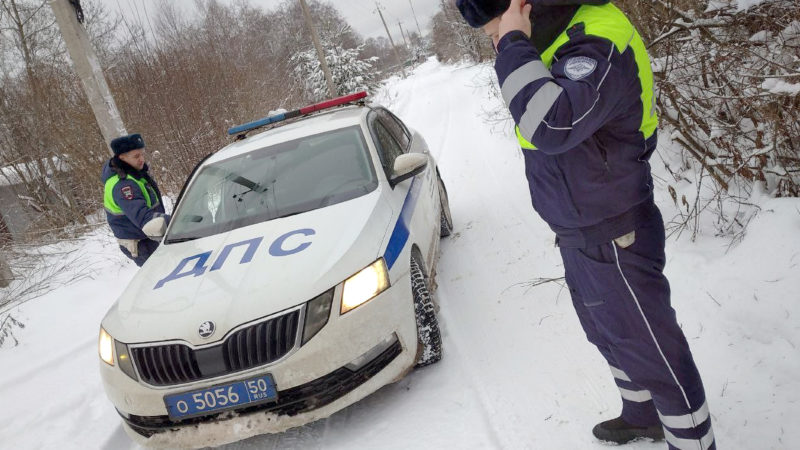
[408,0,422,36]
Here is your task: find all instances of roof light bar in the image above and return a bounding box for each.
[227,91,368,136]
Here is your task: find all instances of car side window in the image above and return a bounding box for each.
[377,109,410,151]
[369,111,404,180]
[374,121,404,176]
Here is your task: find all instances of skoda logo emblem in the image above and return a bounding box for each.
[198,321,216,339]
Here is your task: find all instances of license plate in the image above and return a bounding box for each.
[164,374,278,420]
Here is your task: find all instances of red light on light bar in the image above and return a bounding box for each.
[299,91,368,115]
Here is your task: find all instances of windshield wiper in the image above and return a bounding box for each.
[166,236,202,244]
[204,166,267,193]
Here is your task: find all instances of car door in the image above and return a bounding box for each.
[368,108,436,273]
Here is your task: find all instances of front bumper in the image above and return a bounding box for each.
[101,270,419,447]
[125,337,401,437]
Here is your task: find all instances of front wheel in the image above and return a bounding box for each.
[437,173,453,237]
[411,258,442,367]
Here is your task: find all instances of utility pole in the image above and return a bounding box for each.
[408,0,422,36]
[398,22,409,48]
[375,2,406,77]
[299,0,336,98]
[50,0,126,153]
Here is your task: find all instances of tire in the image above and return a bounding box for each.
[438,173,453,238]
[411,258,442,367]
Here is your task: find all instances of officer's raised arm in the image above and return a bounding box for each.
[494,0,626,154]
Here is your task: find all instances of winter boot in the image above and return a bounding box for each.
[592,416,664,444]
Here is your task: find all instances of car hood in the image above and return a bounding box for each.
[103,189,393,345]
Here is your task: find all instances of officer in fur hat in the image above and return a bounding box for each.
[456,1,715,448]
[101,134,170,266]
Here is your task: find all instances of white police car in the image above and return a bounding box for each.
[98,92,453,447]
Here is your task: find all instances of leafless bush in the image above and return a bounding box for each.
[0,313,25,347]
[0,230,101,347]
[617,0,800,238]
[0,235,97,311]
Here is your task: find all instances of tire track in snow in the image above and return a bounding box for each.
[435,282,516,449]
[395,62,537,448]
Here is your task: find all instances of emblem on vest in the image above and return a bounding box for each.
[564,56,597,81]
[121,185,134,200]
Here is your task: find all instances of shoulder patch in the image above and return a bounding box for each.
[121,185,134,200]
[564,56,597,81]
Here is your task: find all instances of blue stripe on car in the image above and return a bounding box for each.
[383,178,422,270]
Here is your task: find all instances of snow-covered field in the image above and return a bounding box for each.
[1,60,798,449]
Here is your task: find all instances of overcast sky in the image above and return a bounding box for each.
[101,0,441,41]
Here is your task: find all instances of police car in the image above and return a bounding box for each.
[98,92,453,447]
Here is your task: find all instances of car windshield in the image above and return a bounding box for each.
[166,125,378,243]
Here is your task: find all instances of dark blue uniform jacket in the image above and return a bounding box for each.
[101,159,168,240]
[495,1,659,246]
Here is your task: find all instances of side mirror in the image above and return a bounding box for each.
[390,153,428,187]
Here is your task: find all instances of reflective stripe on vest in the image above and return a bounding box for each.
[104,174,155,215]
[516,2,658,150]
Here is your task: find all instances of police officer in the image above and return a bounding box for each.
[101,134,170,266]
[457,1,715,448]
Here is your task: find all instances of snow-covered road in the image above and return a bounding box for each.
[1,60,798,449]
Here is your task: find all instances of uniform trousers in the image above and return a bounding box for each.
[559,207,716,450]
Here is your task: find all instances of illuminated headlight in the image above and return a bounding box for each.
[99,327,114,366]
[341,258,390,314]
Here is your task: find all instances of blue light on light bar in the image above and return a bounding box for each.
[227,113,287,135]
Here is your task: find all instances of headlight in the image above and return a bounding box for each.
[341,258,390,314]
[302,288,334,345]
[99,327,114,366]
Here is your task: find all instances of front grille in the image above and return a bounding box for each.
[130,309,301,386]
[223,311,300,372]
[123,338,402,438]
[131,344,202,386]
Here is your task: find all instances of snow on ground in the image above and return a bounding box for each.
[1,59,798,449]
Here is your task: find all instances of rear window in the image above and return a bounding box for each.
[166,126,378,243]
